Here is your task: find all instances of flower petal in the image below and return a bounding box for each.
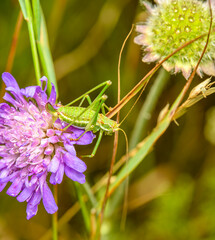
[2,72,20,91]
[76,131,95,145]
[65,166,86,184]
[50,163,64,184]
[49,83,57,104]
[63,153,87,173]
[21,86,38,98]
[26,203,39,220]
[48,155,60,173]
[6,178,24,197]
[42,182,58,214]
[64,143,76,155]
[17,185,35,202]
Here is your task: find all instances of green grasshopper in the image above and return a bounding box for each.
[47,80,121,157]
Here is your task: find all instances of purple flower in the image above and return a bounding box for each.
[0,72,95,219]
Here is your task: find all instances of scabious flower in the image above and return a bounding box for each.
[135,0,215,79]
[0,73,95,219]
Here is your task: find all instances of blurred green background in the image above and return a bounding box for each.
[1,0,215,239]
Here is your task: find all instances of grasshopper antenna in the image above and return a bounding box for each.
[118,128,129,229]
[99,25,134,231]
[118,24,134,106]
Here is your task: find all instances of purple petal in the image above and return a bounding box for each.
[31,85,48,106]
[0,171,18,184]
[55,163,64,184]
[42,182,58,214]
[0,103,10,112]
[26,203,38,220]
[76,131,95,145]
[50,163,64,184]
[2,72,20,91]
[0,169,10,182]
[2,73,26,104]
[27,175,38,187]
[64,143,76,155]
[46,129,55,137]
[29,190,42,206]
[44,144,54,155]
[65,166,86,184]
[7,178,24,197]
[48,155,60,173]
[17,186,35,202]
[0,162,6,170]
[48,136,59,144]
[63,153,87,173]
[21,86,38,98]
[40,76,48,92]
[3,92,22,107]
[49,83,57,104]
[49,173,55,185]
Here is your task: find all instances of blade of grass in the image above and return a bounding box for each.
[32,0,58,96]
[83,181,98,208]
[74,182,90,233]
[18,0,27,19]
[19,0,41,85]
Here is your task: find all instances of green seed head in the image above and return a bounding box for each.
[135,0,215,79]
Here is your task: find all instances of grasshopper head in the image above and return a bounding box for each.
[113,122,120,132]
[109,121,120,134]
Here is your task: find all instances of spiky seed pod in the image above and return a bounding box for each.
[135,0,215,79]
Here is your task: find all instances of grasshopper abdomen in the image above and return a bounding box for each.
[57,106,119,135]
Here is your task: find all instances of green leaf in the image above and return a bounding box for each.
[18,0,27,19]
[74,182,91,233]
[19,0,41,85]
[32,0,41,38]
[32,0,58,97]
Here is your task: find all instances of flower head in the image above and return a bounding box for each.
[0,73,95,219]
[135,0,215,79]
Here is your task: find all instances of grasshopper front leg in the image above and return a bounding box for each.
[82,130,104,158]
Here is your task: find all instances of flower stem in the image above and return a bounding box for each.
[74,182,90,233]
[52,185,58,240]
[129,68,170,149]
[24,0,41,85]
